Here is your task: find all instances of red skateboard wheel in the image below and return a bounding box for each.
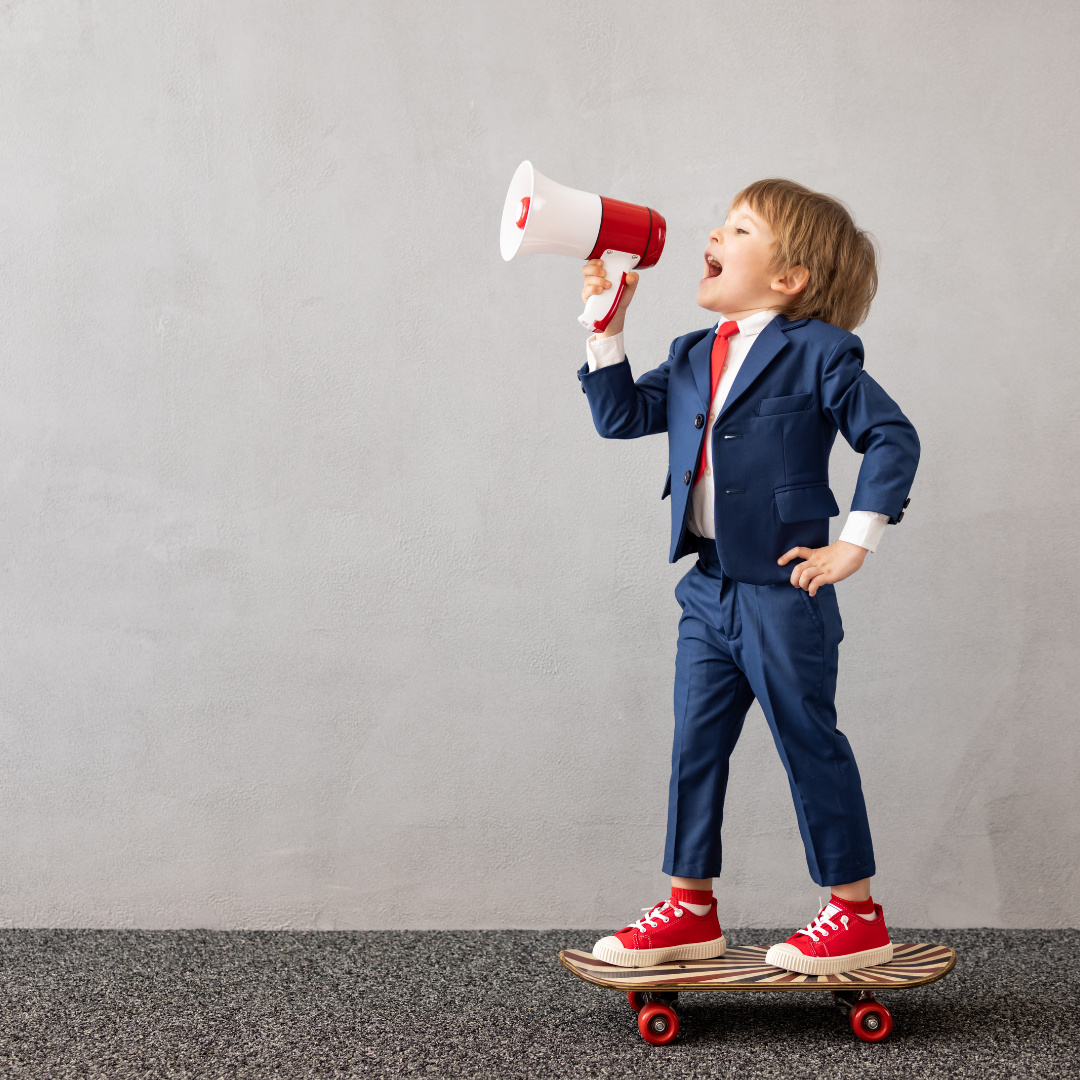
[637,1002,679,1045]
[849,1000,893,1042]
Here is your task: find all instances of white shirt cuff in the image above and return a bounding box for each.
[839,511,889,553]
[585,331,625,372]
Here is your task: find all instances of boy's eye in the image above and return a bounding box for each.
[736,228,748,234]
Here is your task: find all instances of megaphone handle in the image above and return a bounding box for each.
[579,250,639,333]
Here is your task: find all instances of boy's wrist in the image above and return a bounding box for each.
[835,539,868,563]
[586,331,626,372]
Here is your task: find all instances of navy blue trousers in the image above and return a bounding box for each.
[662,540,876,887]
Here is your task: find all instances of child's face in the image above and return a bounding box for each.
[697,202,788,318]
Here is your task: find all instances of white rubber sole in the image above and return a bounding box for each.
[592,934,727,968]
[765,941,894,975]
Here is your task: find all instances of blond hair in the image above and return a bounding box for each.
[731,179,878,331]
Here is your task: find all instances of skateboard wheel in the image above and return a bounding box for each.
[638,1002,679,1045]
[849,1001,893,1043]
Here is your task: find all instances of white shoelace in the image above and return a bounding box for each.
[796,903,850,942]
[632,900,684,932]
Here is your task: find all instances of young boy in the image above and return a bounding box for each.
[577,179,919,975]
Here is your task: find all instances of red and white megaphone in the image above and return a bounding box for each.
[500,161,667,333]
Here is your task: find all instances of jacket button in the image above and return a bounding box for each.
[903,497,911,508]
[683,470,692,485]
[695,414,704,428]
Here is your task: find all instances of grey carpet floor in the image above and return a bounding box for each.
[0,928,1076,1078]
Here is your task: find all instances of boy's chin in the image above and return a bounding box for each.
[696,288,726,312]
[696,278,729,312]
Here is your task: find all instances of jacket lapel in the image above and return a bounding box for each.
[688,327,715,409]
[716,316,795,422]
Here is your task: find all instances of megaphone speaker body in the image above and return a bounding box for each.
[500,161,666,333]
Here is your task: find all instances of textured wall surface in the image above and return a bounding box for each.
[0,0,1077,930]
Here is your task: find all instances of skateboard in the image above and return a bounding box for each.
[559,942,957,1045]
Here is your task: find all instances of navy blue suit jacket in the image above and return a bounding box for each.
[577,315,920,585]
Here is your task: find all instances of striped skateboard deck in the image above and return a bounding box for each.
[559,943,956,1045]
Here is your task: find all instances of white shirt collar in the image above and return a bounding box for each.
[715,308,779,338]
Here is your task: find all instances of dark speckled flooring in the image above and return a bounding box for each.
[0,928,1076,1078]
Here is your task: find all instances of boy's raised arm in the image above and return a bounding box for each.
[577,259,669,440]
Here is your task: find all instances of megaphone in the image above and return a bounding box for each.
[500,161,666,333]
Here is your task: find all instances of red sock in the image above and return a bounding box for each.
[833,894,875,914]
[672,887,713,906]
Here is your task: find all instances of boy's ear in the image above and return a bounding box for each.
[771,265,809,297]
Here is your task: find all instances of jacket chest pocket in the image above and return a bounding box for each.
[756,393,812,416]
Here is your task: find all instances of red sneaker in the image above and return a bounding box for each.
[766,897,893,975]
[592,898,727,967]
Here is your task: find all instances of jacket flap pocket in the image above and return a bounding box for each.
[774,483,840,523]
[757,393,812,416]
[661,471,671,501]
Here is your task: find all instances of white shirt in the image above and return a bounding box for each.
[586,313,888,552]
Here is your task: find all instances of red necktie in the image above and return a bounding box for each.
[694,320,740,487]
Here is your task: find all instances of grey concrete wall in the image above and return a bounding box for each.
[0,0,1076,930]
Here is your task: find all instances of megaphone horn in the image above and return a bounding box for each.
[500,161,667,333]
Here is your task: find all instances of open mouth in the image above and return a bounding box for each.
[704,254,722,278]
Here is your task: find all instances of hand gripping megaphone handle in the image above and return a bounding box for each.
[579,250,641,333]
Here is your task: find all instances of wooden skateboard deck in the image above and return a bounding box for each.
[559,943,957,1045]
